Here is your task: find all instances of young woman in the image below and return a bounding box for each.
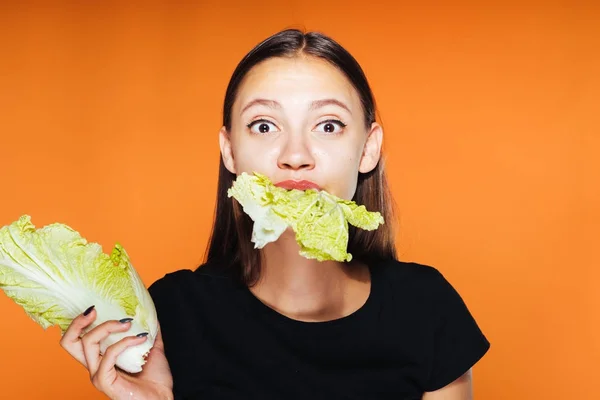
[60,29,490,400]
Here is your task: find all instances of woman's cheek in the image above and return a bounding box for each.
[238,151,279,175]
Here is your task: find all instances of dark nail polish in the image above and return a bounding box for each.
[83,305,95,316]
[119,318,133,323]
[136,332,149,338]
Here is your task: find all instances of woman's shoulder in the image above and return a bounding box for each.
[374,259,490,391]
[373,258,453,295]
[147,260,237,299]
[375,259,490,389]
[373,258,482,324]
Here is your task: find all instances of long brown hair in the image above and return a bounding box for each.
[204,29,397,286]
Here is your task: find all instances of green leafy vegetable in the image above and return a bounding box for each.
[227,172,384,261]
[0,215,158,373]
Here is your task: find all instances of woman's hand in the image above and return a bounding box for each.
[60,306,174,400]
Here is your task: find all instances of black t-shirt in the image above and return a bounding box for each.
[148,259,490,400]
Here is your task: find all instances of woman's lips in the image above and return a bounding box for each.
[274,180,321,191]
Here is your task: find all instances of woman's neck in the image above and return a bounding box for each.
[249,228,371,322]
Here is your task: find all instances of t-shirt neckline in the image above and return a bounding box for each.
[241,262,382,332]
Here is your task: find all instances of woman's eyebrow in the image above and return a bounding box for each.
[240,98,352,114]
[241,99,282,114]
[309,99,351,114]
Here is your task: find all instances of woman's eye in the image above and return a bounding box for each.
[314,120,346,134]
[248,120,278,134]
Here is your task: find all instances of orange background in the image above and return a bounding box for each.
[0,1,597,398]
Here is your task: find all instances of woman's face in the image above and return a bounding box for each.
[220,56,382,200]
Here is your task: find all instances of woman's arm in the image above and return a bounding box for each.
[422,369,473,400]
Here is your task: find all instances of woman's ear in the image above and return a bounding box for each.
[358,122,383,174]
[219,126,236,174]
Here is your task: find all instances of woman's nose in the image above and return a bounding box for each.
[277,135,315,171]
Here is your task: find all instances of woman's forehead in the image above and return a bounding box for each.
[234,57,360,111]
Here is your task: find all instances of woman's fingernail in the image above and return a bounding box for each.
[136,332,149,338]
[83,305,95,316]
[119,318,133,323]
